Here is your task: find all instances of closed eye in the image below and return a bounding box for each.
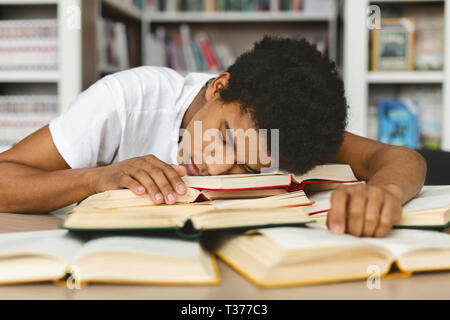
[239,163,260,174]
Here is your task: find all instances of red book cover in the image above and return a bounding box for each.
[195,33,221,71]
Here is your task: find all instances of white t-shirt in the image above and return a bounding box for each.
[49,67,215,169]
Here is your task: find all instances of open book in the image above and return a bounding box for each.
[63,190,318,233]
[0,230,219,285]
[212,227,450,287]
[307,186,450,229]
[182,164,358,192]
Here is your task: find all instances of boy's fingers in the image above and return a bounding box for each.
[328,188,348,234]
[122,167,164,204]
[119,174,145,196]
[171,164,187,177]
[147,167,177,204]
[347,200,366,237]
[161,164,187,195]
[362,190,383,237]
[374,200,395,238]
[362,198,381,237]
[142,156,186,196]
[346,191,366,237]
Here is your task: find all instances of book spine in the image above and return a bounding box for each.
[195,33,221,71]
[179,24,198,71]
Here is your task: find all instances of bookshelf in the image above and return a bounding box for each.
[81,0,143,89]
[82,1,340,89]
[0,0,81,151]
[143,1,340,75]
[367,71,445,84]
[145,11,335,23]
[343,0,450,151]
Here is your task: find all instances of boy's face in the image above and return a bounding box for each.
[178,98,274,176]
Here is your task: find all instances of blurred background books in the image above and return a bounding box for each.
[0,0,449,154]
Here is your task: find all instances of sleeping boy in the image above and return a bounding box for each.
[0,37,426,238]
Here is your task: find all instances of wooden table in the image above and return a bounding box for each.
[0,211,449,300]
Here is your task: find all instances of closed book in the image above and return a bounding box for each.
[182,164,358,191]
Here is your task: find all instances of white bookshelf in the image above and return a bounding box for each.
[0,0,82,150]
[0,70,60,83]
[343,0,450,151]
[367,71,445,84]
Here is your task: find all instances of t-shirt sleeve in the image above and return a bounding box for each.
[49,78,122,169]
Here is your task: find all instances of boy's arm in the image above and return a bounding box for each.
[0,126,95,213]
[328,132,426,237]
[0,126,187,214]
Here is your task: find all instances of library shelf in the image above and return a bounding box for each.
[0,71,60,83]
[367,71,445,84]
[145,11,334,23]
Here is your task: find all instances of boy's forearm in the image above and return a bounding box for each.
[366,146,427,203]
[0,161,97,213]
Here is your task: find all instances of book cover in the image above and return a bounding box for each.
[378,99,420,149]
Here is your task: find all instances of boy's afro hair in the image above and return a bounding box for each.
[219,36,348,174]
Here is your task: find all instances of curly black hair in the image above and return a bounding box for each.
[219,36,348,174]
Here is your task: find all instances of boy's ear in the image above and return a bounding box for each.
[205,72,230,101]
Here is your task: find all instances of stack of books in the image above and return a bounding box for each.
[0,95,58,146]
[0,19,58,70]
[1,165,449,286]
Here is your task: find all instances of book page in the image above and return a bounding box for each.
[74,236,204,261]
[258,227,364,250]
[211,190,311,209]
[0,230,84,261]
[75,188,204,209]
[403,186,450,213]
[294,164,357,182]
[363,229,450,257]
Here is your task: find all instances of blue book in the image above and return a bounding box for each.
[378,100,420,149]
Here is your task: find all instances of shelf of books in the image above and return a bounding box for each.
[0,71,60,83]
[143,0,339,75]
[82,0,144,89]
[0,0,81,151]
[146,11,335,23]
[344,0,450,151]
[367,71,445,84]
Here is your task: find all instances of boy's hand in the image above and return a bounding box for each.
[327,183,403,238]
[90,155,187,205]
